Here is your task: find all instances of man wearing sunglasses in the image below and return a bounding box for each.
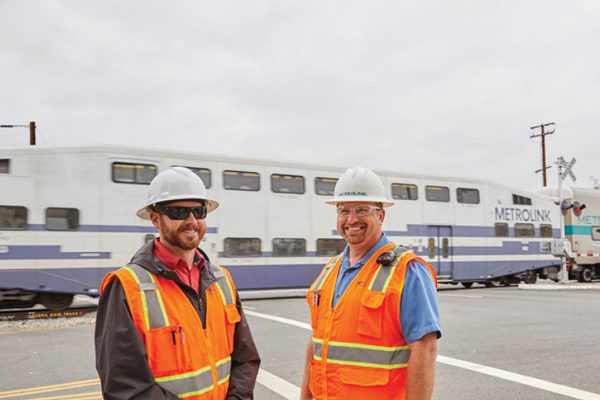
[95,167,260,400]
[301,166,441,400]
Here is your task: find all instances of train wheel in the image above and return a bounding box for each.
[523,273,538,284]
[578,268,593,283]
[40,293,74,311]
[462,282,473,288]
[484,279,501,288]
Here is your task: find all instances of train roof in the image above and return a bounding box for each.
[0,143,552,199]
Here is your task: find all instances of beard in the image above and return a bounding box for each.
[160,221,205,251]
[340,223,367,244]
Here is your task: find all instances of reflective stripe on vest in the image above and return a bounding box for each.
[208,263,235,306]
[126,264,169,330]
[124,263,234,397]
[312,338,410,369]
[368,246,409,292]
[310,254,342,291]
[155,357,232,397]
[310,247,413,370]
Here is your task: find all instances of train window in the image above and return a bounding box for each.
[428,238,435,258]
[457,188,480,204]
[224,238,261,257]
[540,224,553,238]
[392,183,418,200]
[592,226,600,241]
[0,159,9,174]
[271,174,305,194]
[0,206,27,230]
[112,162,157,184]
[425,186,450,202]
[174,166,211,188]
[45,208,79,231]
[495,223,509,237]
[513,194,532,205]
[223,170,260,191]
[315,177,338,196]
[316,238,346,257]
[273,238,306,257]
[442,238,449,258]
[514,223,534,237]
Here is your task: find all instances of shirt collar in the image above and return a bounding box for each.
[341,232,392,271]
[153,238,203,271]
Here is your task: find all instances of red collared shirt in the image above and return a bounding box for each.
[153,239,205,295]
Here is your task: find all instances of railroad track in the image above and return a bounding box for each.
[0,306,97,322]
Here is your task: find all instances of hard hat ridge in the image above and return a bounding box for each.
[327,166,394,207]
[137,167,219,220]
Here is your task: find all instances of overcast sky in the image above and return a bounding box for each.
[2,1,599,191]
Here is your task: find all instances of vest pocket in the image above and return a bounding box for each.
[339,366,390,398]
[146,325,193,377]
[358,290,385,338]
[224,304,241,353]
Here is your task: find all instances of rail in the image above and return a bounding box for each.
[0,306,97,322]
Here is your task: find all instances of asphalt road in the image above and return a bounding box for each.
[1,284,599,399]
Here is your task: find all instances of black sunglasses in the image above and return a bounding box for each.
[154,205,207,220]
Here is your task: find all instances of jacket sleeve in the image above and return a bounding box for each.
[225,290,261,400]
[94,278,179,400]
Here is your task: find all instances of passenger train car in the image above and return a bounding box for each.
[0,144,563,310]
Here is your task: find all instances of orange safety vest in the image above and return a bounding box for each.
[307,244,437,400]
[100,262,241,400]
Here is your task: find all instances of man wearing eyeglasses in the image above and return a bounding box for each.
[301,166,441,400]
[95,167,260,400]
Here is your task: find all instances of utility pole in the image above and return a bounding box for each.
[530,122,555,186]
[0,121,36,145]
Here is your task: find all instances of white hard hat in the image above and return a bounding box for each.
[136,167,219,220]
[327,166,394,208]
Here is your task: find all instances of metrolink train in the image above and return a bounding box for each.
[0,144,566,310]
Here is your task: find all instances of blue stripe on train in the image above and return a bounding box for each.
[21,225,217,234]
[0,246,111,260]
[2,240,552,261]
[337,225,561,238]
[564,225,591,235]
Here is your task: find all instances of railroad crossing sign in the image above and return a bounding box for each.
[558,156,576,182]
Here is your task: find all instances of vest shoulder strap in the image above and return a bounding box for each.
[121,263,170,330]
[311,254,342,291]
[207,262,236,306]
[368,246,416,293]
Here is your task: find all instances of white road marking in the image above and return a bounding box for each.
[436,355,600,400]
[244,309,312,330]
[257,368,301,400]
[246,308,600,399]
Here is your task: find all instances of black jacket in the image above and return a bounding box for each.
[95,240,261,399]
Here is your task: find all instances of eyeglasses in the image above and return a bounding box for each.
[336,205,382,218]
[154,206,207,220]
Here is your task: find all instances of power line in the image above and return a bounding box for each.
[0,121,36,145]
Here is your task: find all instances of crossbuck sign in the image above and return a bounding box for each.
[558,156,576,182]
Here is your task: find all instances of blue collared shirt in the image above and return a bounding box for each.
[331,233,442,343]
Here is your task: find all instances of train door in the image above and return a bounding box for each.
[426,226,453,279]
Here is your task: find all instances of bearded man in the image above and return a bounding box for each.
[95,167,260,400]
